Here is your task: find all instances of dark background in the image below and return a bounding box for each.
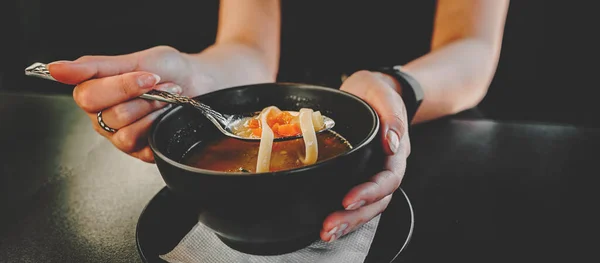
[1,1,578,127]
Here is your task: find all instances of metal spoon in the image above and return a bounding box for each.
[24,62,335,142]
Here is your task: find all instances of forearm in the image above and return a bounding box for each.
[402,38,500,123]
[393,0,509,124]
[183,0,280,95]
[184,42,278,95]
[215,0,280,76]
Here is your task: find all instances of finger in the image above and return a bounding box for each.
[47,53,140,85]
[73,71,161,113]
[98,83,182,130]
[110,104,172,154]
[341,150,407,211]
[340,70,409,156]
[131,146,156,163]
[320,195,393,242]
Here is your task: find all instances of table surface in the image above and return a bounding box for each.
[0,92,597,263]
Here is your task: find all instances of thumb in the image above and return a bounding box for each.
[371,82,409,156]
[341,71,409,156]
[373,73,410,157]
[47,53,140,85]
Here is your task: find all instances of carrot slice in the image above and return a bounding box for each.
[247,110,303,138]
[277,123,301,137]
[272,123,281,136]
[252,128,262,137]
[247,118,259,128]
[278,111,294,124]
[267,115,278,127]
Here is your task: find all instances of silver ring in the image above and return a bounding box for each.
[97,111,117,133]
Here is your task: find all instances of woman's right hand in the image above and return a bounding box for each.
[48,46,217,163]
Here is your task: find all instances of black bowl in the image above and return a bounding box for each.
[148,82,384,255]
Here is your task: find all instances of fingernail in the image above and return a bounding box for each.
[138,73,161,88]
[387,130,400,154]
[46,61,72,72]
[159,84,182,94]
[345,200,365,210]
[328,234,337,243]
[334,224,350,240]
[327,223,348,236]
[163,104,174,111]
[48,60,72,66]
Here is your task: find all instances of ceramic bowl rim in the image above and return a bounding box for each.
[148,82,380,177]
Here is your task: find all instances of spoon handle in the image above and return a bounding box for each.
[139,92,177,104]
[142,90,229,124]
[24,62,228,124]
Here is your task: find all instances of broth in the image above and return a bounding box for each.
[182,131,352,173]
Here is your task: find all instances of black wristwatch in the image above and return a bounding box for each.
[370,66,424,125]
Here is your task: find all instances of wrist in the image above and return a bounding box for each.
[373,71,404,97]
[366,66,424,125]
[181,52,220,96]
[188,42,277,88]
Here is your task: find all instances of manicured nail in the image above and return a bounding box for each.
[327,223,349,242]
[138,73,161,88]
[335,230,345,239]
[334,224,350,240]
[327,226,339,236]
[48,60,72,66]
[327,223,348,237]
[162,104,174,111]
[338,223,348,232]
[344,219,366,236]
[159,84,182,94]
[345,200,365,210]
[46,61,72,74]
[328,234,337,243]
[387,130,400,154]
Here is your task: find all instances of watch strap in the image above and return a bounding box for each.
[370,66,424,125]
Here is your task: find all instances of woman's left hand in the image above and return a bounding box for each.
[320,70,411,242]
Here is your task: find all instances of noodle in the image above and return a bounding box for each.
[312,111,325,131]
[297,108,318,165]
[255,106,277,172]
[251,106,324,172]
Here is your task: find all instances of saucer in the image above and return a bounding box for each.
[136,187,414,263]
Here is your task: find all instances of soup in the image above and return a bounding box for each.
[182,131,351,173]
[182,105,350,173]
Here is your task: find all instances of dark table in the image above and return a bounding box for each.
[0,92,597,263]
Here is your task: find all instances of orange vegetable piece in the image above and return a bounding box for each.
[249,110,303,138]
[277,124,301,137]
[252,128,262,137]
[278,111,294,124]
[267,114,278,127]
[271,123,280,136]
[247,118,260,128]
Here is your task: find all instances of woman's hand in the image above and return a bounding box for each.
[320,70,411,242]
[48,46,218,163]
